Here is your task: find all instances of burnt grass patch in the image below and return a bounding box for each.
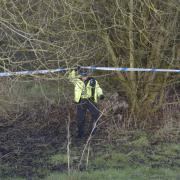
[0,104,74,178]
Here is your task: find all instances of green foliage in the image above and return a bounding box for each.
[44,167,180,180]
[2,178,25,180]
[90,134,180,171]
[148,143,180,166]
[163,144,180,155]
[149,154,167,162]
[91,152,129,169]
[8,167,179,179]
[49,153,69,165]
[128,136,149,148]
[127,150,148,165]
[154,143,180,157]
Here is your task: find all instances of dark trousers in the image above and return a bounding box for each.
[76,99,100,137]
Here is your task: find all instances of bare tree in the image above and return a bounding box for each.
[0,0,179,127]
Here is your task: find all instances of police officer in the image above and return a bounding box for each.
[68,66,104,138]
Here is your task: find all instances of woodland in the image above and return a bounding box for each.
[0,0,179,179]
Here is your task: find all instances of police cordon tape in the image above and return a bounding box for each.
[0,68,69,77]
[82,66,180,73]
[0,66,179,77]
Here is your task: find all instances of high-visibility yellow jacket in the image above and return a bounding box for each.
[68,70,103,103]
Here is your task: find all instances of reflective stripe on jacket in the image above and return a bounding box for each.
[68,70,103,103]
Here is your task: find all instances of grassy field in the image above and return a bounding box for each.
[3,167,180,180]
[45,167,180,180]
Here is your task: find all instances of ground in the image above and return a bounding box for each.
[0,104,179,179]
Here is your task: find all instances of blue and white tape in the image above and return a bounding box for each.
[0,66,179,77]
[0,68,69,77]
[82,66,180,73]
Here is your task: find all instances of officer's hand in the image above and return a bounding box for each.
[99,95,105,100]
